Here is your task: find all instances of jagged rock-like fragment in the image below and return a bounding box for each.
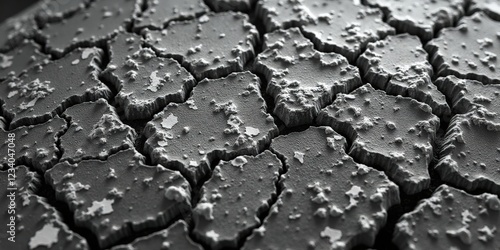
[393,185,500,250]
[436,76,500,129]
[111,221,203,250]
[426,12,500,85]
[102,34,197,120]
[436,113,500,194]
[0,166,89,250]
[0,40,49,80]
[0,47,112,129]
[243,127,400,250]
[256,0,394,62]
[469,0,500,21]
[135,0,208,30]
[46,149,191,248]
[60,99,137,163]
[205,0,256,12]
[193,151,281,249]
[146,12,259,80]
[317,84,439,194]
[0,117,66,172]
[357,34,450,117]
[39,0,141,57]
[144,72,278,184]
[367,0,466,41]
[255,28,361,127]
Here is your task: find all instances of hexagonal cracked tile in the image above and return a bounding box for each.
[243,127,399,250]
[143,71,278,185]
[317,84,440,194]
[255,28,361,127]
[134,0,208,31]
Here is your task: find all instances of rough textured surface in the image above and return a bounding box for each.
[436,75,500,129]
[143,72,278,184]
[135,0,208,31]
[0,47,112,129]
[60,99,137,163]
[357,34,450,117]
[469,0,500,21]
[393,185,500,250]
[205,0,257,12]
[436,113,500,194]
[317,84,440,195]
[46,149,192,248]
[255,28,361,127]
[0,40,49,81]
[0,166,89,250]
[35,0,90,24]
[243,127,400,250]
[146,12,259,80]
[193,151,281,249]
[426,12,500,85]
[39,0,141,57]
[367,0,466,41]
[0,7,38,52]
[0,117,66,172]
[111,221,203,250]
[102,33,197,120]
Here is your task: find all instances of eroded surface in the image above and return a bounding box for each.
[470,0,500,21]
[0,166,89,250]
[0,9,38,52]
[36,0,89,24]
[205,0,256,12]
[436,113,500,194]
[317,84,439,194]
[255,28,361,127]
[135,0,208,30]
[393,185,500,250]
[146,12,259,80]
[103,33,197,120]
[60,99,136,163]
[193,151,281,249]
[367,0,466,41]
[46,149,191,248]
[436,75,500,129]
[40,0,141,57]
[0,40,49,80]
[0,117,66,172]
[143,72,278,184]
[426,12,500,85]
[112,221,203,250]
[243,127,399,250]
[357,34,450,117]
[0,47,112,129]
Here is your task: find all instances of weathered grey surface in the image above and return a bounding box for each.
[0,40,49,81]
[393,185,500,250]
[317,84,439,194]
[426,12,500,85]
[469,0,500,21]
[357,34,450,117]
[255,28,361,127]
[46,149,192,248]
[35,0,89,24]
[135,0,208,30]
[193,151,281,249]
[205,0,257,12]
[145,12,259,80]
[143,72,278,184]
[243,127,399,250]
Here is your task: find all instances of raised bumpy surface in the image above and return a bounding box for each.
[1,0,499,250]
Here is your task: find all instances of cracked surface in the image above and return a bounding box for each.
[426,12,500,85]
[469,0,500,21]
[0,166,89,250]
[46,149,191,248]
[60,99,137,163]
[193,151,281,249]
[367,0,466,41]
[243,127,399,250]
[103,33,197,120]
[317,84,439,195]
[436,113,500,195]
[135,0,208,31]
[357,34,450,117]
[393,185,500,250]
[0,47,112,129]
[0,40,49,81]
[39,0,141,57]
[0,7,38,52]
[145,12,259,80]
[255,28,362,127]
[205,0,257,12]
[143,72,278,184]
[35,0,89,24]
